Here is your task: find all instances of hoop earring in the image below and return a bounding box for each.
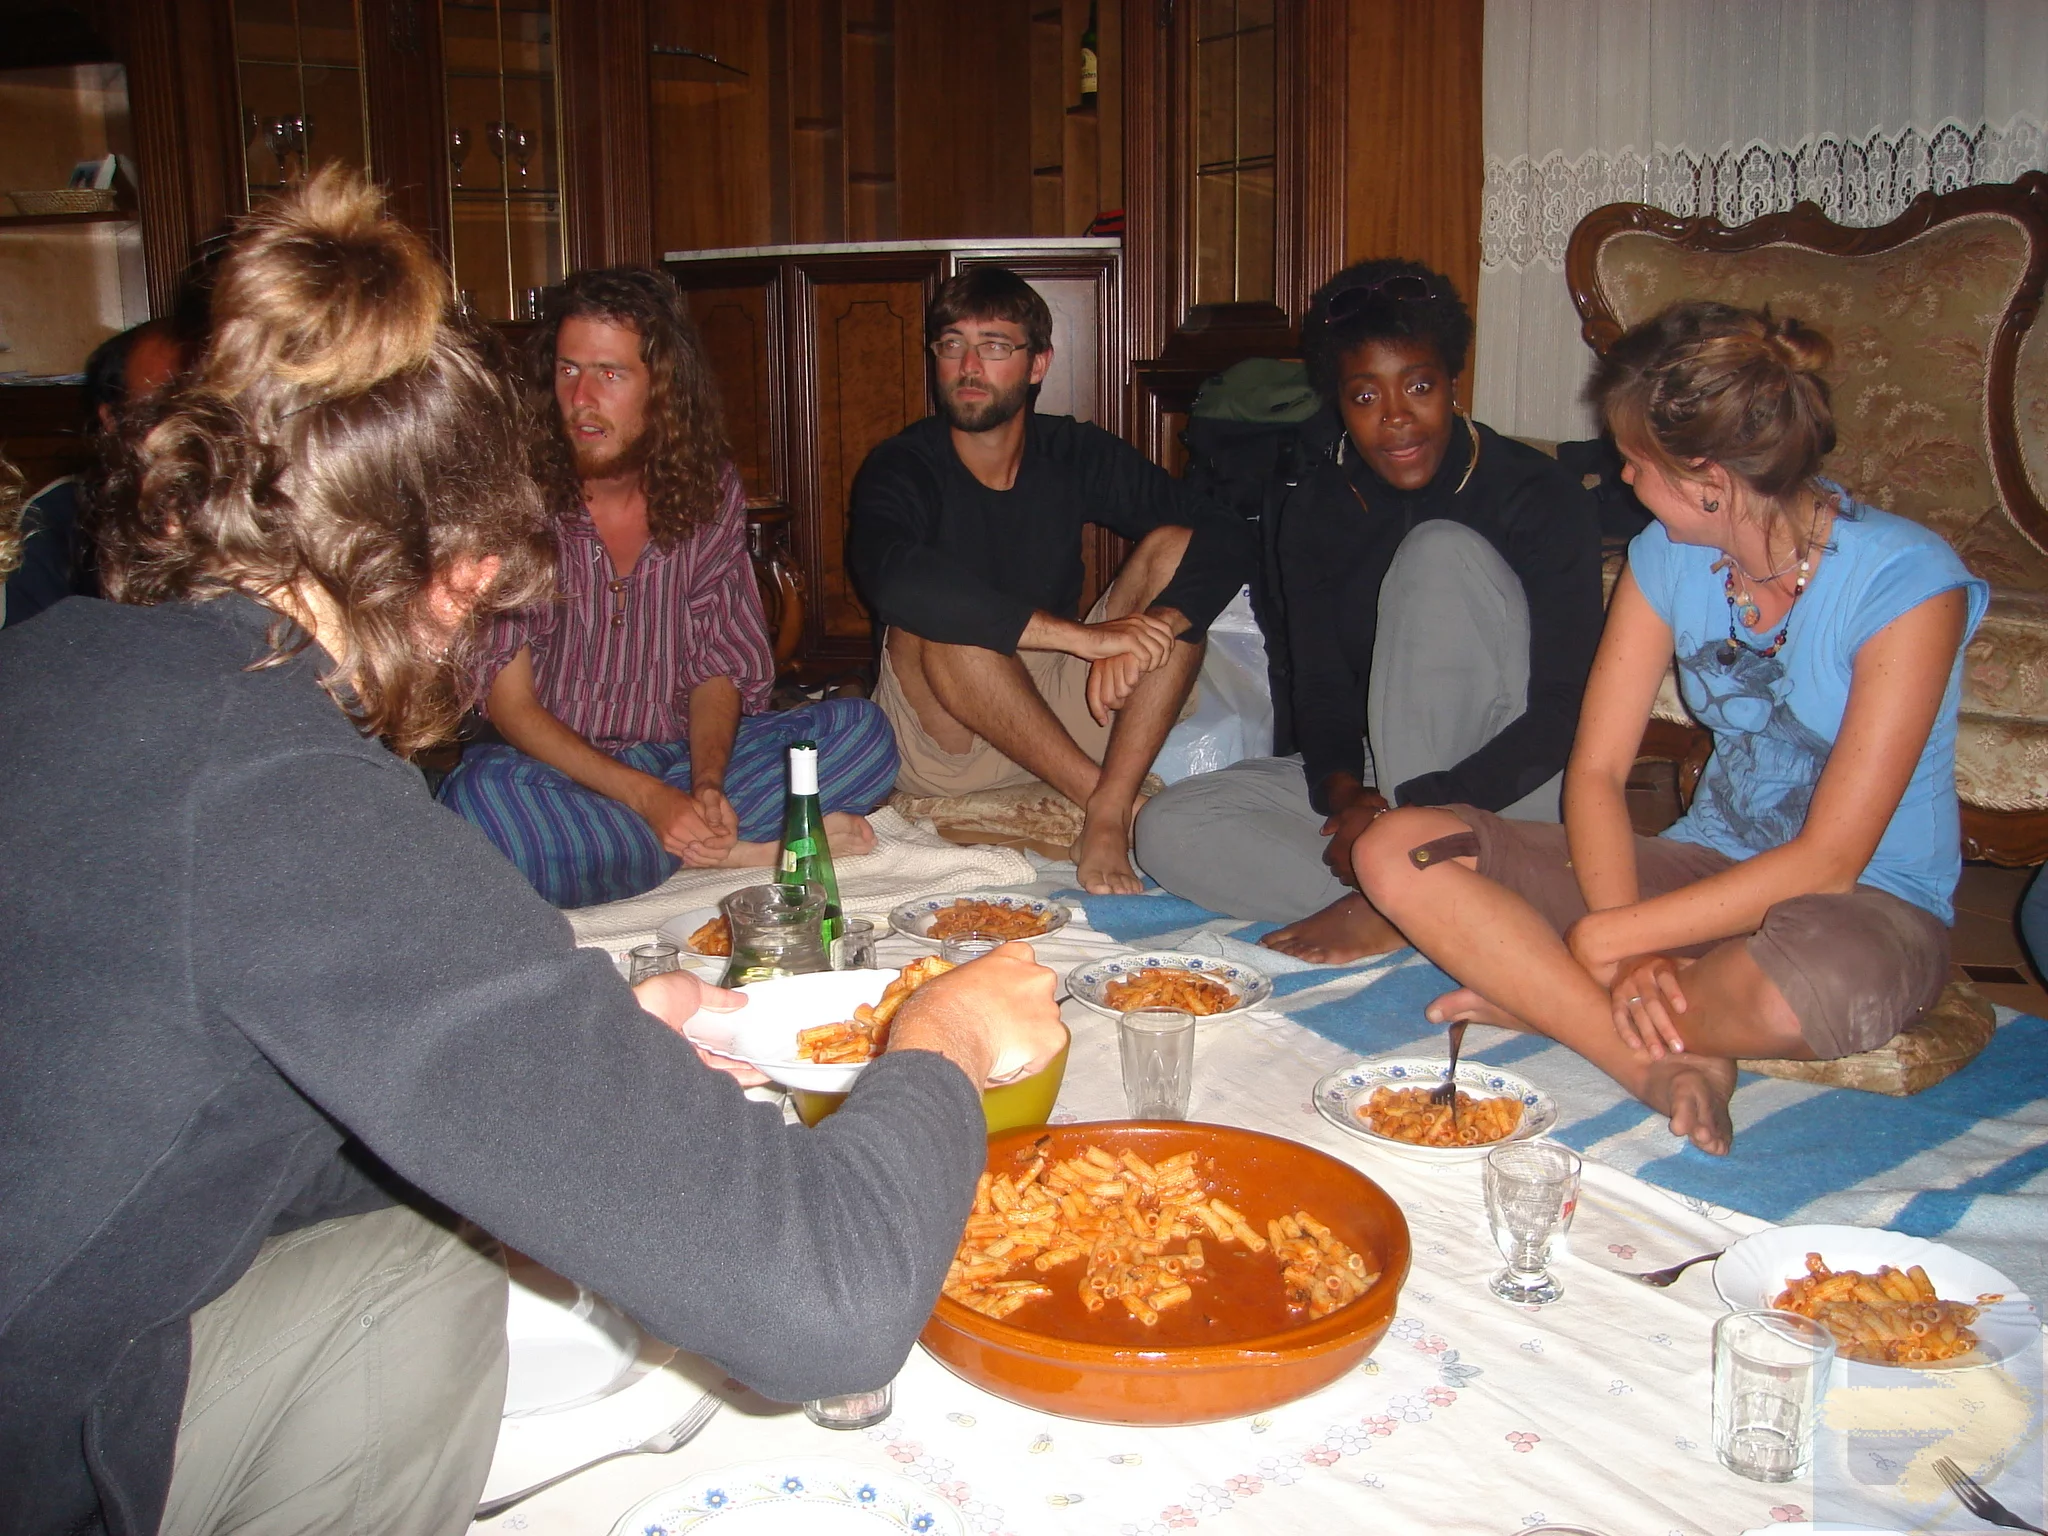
[1336,435,1347,465]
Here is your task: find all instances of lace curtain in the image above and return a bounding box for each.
[1473,0,2048,443]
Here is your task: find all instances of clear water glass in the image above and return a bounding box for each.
[626,939,681,984]
[1483,1140,1581,1305]
[939,932,1004,966]
[1118,1007,1195,1119]
[803,1380,893,1429]
[1713,1309,1835,1482]
[830,917,878,971]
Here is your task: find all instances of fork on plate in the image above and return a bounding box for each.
[1937,1455,2048,1534]
[474,1390,723,1520]
[1429,1021,1468,1132]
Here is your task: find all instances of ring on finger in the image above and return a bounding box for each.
[1627,995,1644,1004]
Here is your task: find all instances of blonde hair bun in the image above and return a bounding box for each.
[202,165,445,405]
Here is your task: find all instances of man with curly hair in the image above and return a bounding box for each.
[438,267,898,907]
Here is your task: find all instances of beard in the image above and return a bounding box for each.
[938,372,1032,433]
[567,416,653,481]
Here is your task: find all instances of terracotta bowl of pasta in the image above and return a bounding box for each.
[919,1122,1410,1425]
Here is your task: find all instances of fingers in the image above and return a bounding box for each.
[1086,662,1112,728]
[692,1044,771,1087]
[692,982,748,1013]
[632,969,706,1030]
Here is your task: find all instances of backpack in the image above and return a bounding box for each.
[1181,358,1329,758]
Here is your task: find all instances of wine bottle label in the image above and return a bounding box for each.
[782,839,818,866]
[1080,46,1098,95]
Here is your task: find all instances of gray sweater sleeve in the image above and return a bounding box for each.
[190,739,984,1401]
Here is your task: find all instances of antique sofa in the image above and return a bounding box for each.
[1567,172,2048,865]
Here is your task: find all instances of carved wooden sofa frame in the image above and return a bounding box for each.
[1567,173,2048,863]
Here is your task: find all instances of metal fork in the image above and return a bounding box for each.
[1625,1249,1724,1288]
[1430,1021,1469,1131]
[1936,1455,2048,1535]
[474,1391,723,1521]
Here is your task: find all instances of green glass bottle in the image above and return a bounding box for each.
[1079,1,1099,107]
[777,741,841,943]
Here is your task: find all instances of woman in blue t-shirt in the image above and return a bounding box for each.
[1353,301,1987,1155]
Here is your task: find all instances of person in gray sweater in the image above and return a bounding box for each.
[0,169,1064,1536]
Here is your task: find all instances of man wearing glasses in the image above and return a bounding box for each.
[848,267,1255,894]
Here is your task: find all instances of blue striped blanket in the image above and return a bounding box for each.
[1067,890,2048,1299]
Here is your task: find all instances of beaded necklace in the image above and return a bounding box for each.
[1713,498,1830,665]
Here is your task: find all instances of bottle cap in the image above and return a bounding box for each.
[789,741,819,796]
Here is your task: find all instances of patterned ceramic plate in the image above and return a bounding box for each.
[608,1458,966,1535]
[1064,950,1274,1019]
[1715,1224,2039,1372]
[1313,1057,1556,1164]
[888,892,1072,946]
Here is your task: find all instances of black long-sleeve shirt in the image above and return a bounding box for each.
[846,413,1256,652]
[1281,417,1603,814]
[0,595,985,1536]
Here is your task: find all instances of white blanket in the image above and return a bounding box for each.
[565,806,1035,953]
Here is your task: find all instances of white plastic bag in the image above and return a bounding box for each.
[1151,586,1274,785]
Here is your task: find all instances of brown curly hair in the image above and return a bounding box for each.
[0,451,24,584]
[92,166,556,754]
[525,266,732,545]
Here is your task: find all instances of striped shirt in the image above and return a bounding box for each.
[477,470,774,748]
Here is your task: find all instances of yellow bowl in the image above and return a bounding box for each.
[792,1021,1071,1135]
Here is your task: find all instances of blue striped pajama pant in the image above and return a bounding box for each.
[437,697,901,908]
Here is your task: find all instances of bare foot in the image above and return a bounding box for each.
[705,814,876,870]
[1423,986,1531,1031]
[1260,894,1405,964]
[824,811,877,858]
[1074,798,1143,894]
[1641,1053,1737,1155]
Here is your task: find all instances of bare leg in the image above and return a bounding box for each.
[889,527,1204,895]
[1260,894,1406,964]
[714,812,880,869]
[1349,806,1811,1155]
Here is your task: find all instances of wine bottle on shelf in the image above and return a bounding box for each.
[777,741,841,944]
[1079,1,1099,107]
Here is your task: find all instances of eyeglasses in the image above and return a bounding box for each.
[929,336,1030,361]
[1326,273,1441,321]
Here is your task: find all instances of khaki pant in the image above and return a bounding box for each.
[873,634,1115,798]
[159,1203,509,1536]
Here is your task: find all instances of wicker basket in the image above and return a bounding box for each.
[7,188,120,216]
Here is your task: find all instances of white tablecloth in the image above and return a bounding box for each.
[477,917,2042,1536]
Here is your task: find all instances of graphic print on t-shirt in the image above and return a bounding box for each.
[1676,638,1834,851]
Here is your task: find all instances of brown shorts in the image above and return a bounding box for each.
[1441,806,1952,1059]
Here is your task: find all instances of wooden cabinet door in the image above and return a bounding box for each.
[797,261,936,667]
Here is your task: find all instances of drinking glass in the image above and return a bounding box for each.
[626,939,681,984]
[830,917,877,971]
[939,932,1004,966]
[803,1380,892,1430]
[1713,1310,1835,1482]
[1482,1140,1581,1305]
[720,882,830,986]
[510,126,535,183]
[449,126,471,186]
[1118,1007,1195,1119]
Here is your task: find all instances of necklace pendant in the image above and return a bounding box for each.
[1736,598,1762,629]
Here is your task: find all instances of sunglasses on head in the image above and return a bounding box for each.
[1325,273,1441,321]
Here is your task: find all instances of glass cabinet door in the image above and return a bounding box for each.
[1189,0,1275,307]
[442,0,561,322]
[232,0,370,201]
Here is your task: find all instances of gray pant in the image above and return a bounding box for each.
[159,1203,509,1536]
[1135,520,1562,923]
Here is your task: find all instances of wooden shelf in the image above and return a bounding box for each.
[0,209,136,228]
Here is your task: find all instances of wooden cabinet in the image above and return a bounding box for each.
[667,238,1121,680]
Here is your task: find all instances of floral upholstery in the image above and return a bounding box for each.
[1588,206,2048,812]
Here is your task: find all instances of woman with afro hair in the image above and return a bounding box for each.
[1138,258,1604,962]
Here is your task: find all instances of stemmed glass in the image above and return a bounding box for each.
[485,120,510,186]
[1482,1140,1580,1305]
[509,126,535,185]
[449,126,471,187]
[262,117,293,184]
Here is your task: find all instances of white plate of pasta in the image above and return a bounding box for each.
[1714,1225,2038,1371]
[680,968,900,1094]
[1066,951,1273,1019]
[1312,1058,1556,1164]
[888,891,1072,945]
